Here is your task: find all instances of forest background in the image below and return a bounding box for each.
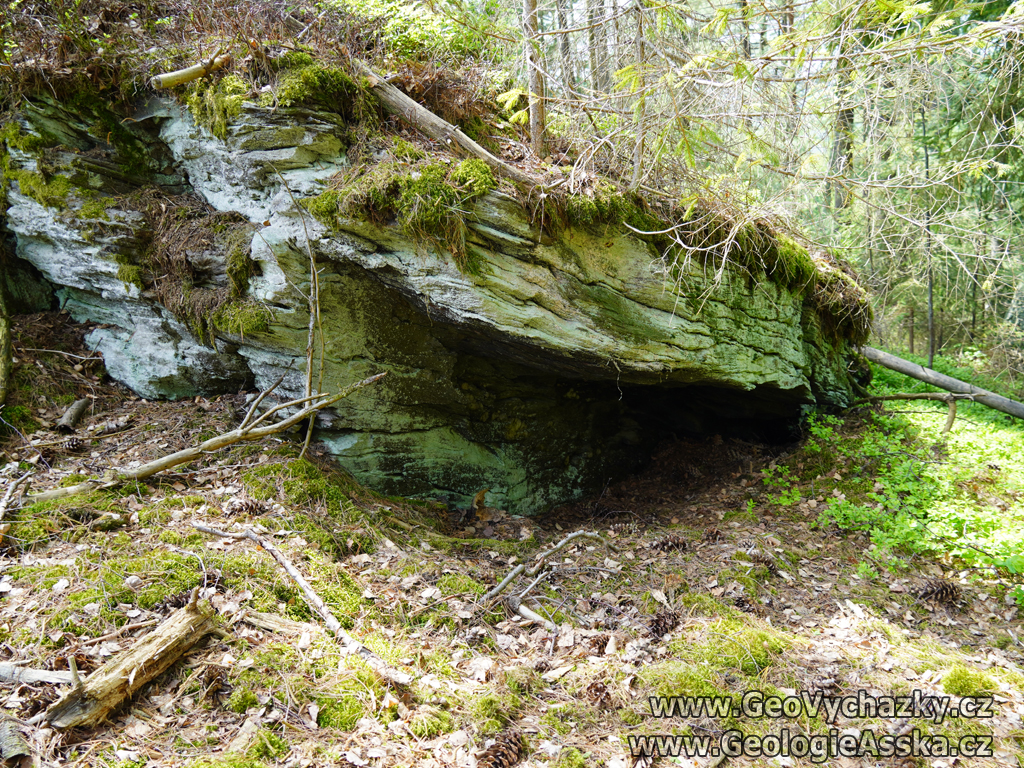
[415,0,1024,384]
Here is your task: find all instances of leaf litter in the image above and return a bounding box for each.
[0,311,1022,767]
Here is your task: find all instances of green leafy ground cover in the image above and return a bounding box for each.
[1,320,1022,767]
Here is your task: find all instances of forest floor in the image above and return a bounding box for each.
[1,311,1022,768]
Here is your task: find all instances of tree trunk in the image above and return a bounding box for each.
[908,305,914,354]
[524,0,546,157]
[353,61,538,186]
[829,67,854,208]
[588,0,608,92]
[555,0,573,92]
[630,5,646,189]
[861,346,1024,421]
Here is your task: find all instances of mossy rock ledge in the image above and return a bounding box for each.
[2,94,865,515]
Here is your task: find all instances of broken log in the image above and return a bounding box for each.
[353,60,539,187]
[55,398,90,433]
[44,603,216,729]
[861,347,1024,421]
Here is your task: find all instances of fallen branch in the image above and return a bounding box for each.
[43,603,216,728]
[56,398,90,433]
[21,372,386,506]
[483,530,617,602]
[852,392,971,434]
[242,610,322,637]
[150,50,231,89]
[0,471,30,525]
[0,662,75,685]
[861,347,1024,421]
[194,524,413,686]
[506,595,557,632]
[353,59,540,188]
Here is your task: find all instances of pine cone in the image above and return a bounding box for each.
[750,551,779,576]
[156,589,193,612]
[586,680,613,709]
[702,527,724,543]
[651,534,687,552]
[228,497,267,516]
[648,609,680,638]
[734,595,755,613]
[61,437,85,452]
[477,729,522,768]
[915,579,963,606]
[609,521,639,536]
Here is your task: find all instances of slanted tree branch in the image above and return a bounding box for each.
[21,372,387,506]
[852,391,973,434]
[353,59,541,188]
[861,347,1024,421]
[193,523,413,686]
[483,530,617,602]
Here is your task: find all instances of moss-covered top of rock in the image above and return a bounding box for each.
[0,0,871,348]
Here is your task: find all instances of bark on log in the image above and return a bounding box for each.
[56,398,90,433]
[44,604,216,729]
[861,346,1024,421]
[353,60,539,187]
[0,717,29,762]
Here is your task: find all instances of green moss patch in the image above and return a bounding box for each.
[186,75,250,140]
[213,300,273,338]
[943,664,997,697]
[303,158,496,273]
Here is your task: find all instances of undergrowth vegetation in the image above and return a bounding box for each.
[757,354,1024,608]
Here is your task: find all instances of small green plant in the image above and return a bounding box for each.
[248,730,289,760]
[763,465,800,506]
[854,561,879,580]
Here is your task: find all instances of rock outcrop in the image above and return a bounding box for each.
[0,90,869,515]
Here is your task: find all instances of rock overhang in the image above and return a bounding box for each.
[0,91,869,514]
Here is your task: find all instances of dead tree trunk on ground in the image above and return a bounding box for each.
[44,602,216,728]
[861,346,1024,421]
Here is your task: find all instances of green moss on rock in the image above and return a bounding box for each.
[213,299,272,338]
[117,263,144,291]
[391,137,424,161]
[187,75,250,140]
[303,158,496,272]
[10,169,72,208]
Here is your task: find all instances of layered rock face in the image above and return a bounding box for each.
[1,94,863,514]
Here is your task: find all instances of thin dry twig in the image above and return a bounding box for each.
[483,530,617,602]
[192,523,413,686]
